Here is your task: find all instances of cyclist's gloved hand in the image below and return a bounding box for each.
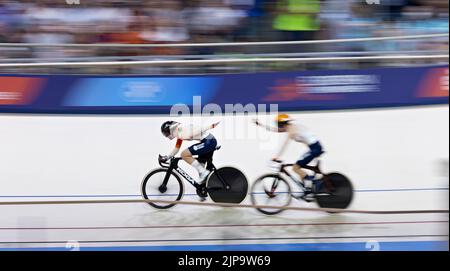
[211,121,220,128]
[268,158,282,171]
[159,155,172,163]
[271,157,283,163]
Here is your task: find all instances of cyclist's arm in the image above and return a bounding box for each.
[274,134,290,160]
[188,122,220,139]
[168,138,183,157]
[273,125,297,159]
[254,120,279,133]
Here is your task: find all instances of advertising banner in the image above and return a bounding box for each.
[0,65,448,114]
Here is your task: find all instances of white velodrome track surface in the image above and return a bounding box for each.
[0,106,448,251]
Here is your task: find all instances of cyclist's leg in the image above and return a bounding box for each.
[181,147,205,176]
[180,148,195,164]
[183,135,217,181]
[293,141,324,185]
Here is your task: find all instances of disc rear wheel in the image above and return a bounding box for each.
[207,167,248,204]
[315,173,353,210]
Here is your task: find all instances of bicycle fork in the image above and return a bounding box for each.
[159,166,175,193]
[266,177,280,198]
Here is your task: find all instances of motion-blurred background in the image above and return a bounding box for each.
[0,0,448,74]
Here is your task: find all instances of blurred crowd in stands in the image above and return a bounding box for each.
[0,0,448,73]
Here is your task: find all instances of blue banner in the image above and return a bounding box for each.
[0,65,448,114]
[63,77,220,107]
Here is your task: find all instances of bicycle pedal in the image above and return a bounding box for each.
[291,192,304,200]
[196,187,208,198]
[301,191,316,202]
[302,196,316,202]
[292,194,304,200]
[314,192,330,197]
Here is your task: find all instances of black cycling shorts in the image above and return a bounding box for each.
[188,134,217,156]
[296,141,324,167]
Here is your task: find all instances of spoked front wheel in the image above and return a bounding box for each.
[141,168,184,209]
[250,174,292,215]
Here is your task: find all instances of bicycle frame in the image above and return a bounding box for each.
[277,161,335,193]
[276,162,324,191]
[159,157,230,191]
[159,158,201,189]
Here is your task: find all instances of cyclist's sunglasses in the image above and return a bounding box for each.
[277,121,289,129]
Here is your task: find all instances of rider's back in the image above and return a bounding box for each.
[173,123,212,141]
[289,122,319,146]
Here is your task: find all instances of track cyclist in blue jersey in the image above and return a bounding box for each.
[254,113,325,200]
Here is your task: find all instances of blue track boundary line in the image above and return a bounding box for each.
[0,241,448,251]
[0,187,448,199]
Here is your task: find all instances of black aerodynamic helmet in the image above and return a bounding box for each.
[161,121,177,137]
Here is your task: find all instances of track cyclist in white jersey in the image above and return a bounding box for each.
[160,120,220,185]
[254,113,325,200]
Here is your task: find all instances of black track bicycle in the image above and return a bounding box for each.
[141,146,248,209]
[250,160,353,215]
